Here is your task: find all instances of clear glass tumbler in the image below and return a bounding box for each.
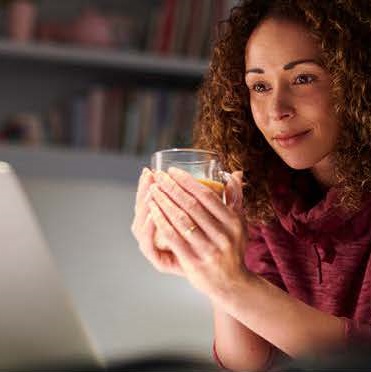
[150,148,235,250]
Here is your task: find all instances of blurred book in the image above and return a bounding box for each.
[86,85,106,151]
[46,106,65,145]
[136,89,155,154]
[0,113,44,145]
[70,95,86,148]
[1,85,197,156]
[102,87,124,151]
[122,90,141,154]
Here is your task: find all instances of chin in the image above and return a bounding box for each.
[279,155,320,170]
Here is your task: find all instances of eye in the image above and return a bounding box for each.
[294,74,317,85]
[250,82,271,93]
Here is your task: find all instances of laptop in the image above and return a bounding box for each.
[0,161,104,371]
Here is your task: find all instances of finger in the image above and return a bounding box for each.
[232,171,243,182]
[139,214,183,276]
[167,167,235,220]
[162,168,241,237]
[152,173,232,250]
[133,168,154,235]
[132,191,152,238]
[148,199,197,263]
[150,183,216,256]
[225,171,244,212]
[135,168,154,212]
[139,213,155,259]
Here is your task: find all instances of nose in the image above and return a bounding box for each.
[269,87,296,122]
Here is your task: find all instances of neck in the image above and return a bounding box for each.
[310,155,336,191]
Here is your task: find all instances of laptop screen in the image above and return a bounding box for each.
[0,162,103,370]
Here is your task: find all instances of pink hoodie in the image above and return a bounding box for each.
[214,170,371,370]
[245,170,371,361]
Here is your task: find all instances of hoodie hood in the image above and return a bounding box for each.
[269,170,371,283]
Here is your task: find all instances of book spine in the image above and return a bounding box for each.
[70,96,86,148]
[86,85,106,151]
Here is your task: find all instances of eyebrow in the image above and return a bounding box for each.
[245,59,321,75]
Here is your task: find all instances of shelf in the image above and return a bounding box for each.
[0,144,149,183]
[0,39,209,79]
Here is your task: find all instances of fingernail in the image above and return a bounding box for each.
[168,167,179,174]
[149,183,158,193]
[168,167,186,177]
[154,171,167,183]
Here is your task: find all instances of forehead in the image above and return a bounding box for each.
[245,18,320,69]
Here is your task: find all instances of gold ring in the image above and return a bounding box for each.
[184,225,198,237]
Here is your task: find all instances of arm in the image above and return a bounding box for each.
[132,169,276,371]
[213,306,274,372]
[217,272,346,359]
[212,226,289,372]
[214,225,345,360]
[217,225,369,359]
[146,169,364,367]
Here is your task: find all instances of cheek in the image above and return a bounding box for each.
[306,94,339,137]
[302,84,334,117]
[250,100,267,132]
[319,116,341,146]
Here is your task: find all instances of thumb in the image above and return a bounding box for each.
[225,171,244,212]
[232,171,243,184]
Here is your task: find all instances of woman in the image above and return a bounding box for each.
[131,1,371,371]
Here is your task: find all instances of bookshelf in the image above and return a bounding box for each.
[0,39,208,78]
[0,0,234,176]
[0,2,232,361]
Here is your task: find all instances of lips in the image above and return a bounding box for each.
[273,129,312,148]
[273,129,311,140]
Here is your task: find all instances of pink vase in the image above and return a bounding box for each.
[7,0,38,42]
[71,8,113,48]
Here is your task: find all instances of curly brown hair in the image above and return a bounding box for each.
[193,0,371,225]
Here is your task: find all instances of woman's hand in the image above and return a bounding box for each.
[148,167,250,300]
[131,168,184,276]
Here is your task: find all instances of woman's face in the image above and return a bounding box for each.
[245,18,340,170]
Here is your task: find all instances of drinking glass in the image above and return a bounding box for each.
[150,148,236,250]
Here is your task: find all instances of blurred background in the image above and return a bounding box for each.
[0,0,236,365]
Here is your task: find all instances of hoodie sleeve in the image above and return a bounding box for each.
[244,224,287,291]
[342,318,371,348]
